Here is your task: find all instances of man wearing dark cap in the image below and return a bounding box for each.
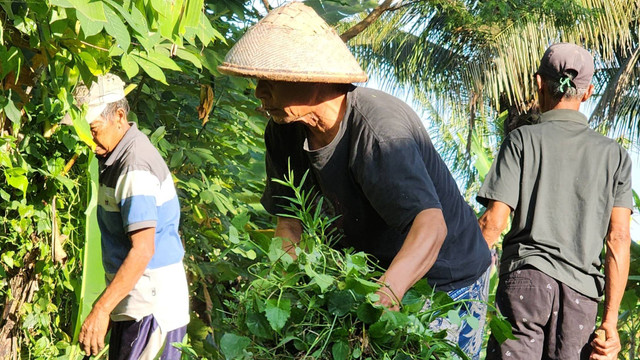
[218,3,491,358]
[478,43,632,360]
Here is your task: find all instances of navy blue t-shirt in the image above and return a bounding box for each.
[262,86,490,291]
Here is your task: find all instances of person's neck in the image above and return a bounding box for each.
[548,102,581,111]
[304,93,347,150]
[541,97,582,113]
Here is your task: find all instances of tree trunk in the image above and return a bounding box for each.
[0,235,40,360]
[340,0,395,42]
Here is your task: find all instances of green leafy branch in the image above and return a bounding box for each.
[214,163,494,360]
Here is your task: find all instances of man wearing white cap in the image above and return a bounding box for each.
[77,74,189,359]
[218,3,491,358]
[478,43,631,360]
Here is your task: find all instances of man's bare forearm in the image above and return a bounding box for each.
[601,207,631,326]
[95,227,155,313]
[381,208,447,300]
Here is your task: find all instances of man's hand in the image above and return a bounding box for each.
[375,282,402,311]
[275,217,303,260]
[77,227,155,355]
[78,305,110,356]
[478,200,511,249]
[590,323,621,360]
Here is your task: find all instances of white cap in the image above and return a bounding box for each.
[84,73,126,123]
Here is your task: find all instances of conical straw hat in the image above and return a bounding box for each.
[218,2,368,83]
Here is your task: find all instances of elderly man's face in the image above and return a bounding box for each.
[89,108,127,156]
[254,80,318,124]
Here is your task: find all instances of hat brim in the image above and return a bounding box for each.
[85,103,107,124]
[218,63,368,83]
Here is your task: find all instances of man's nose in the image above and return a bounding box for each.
[254,80,271,101]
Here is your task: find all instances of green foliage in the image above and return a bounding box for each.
[305,0,380,23]
[618,249,640,358]
[0,0,250,358]
[1,1,637,359]
[617,192,640,359]
[206,167,515,359]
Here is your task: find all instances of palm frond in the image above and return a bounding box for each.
[483,0,639,113]
[591,46,640,134]
[342,0,640,178]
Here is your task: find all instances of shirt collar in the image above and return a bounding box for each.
[540,109,588,124]
[102,122,139,167]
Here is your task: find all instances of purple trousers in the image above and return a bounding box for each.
[109,314,187,360]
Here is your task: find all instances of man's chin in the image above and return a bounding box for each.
[94,147,108,157]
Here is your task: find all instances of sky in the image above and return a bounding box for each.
[629,154,640,241]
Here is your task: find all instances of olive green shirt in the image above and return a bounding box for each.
[477,109,632,299]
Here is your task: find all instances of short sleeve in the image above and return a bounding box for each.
[355,137,441,232]
[115,167,159,233]
[260,121,314,216]
[476,131,523,209]
[613,149,633,210]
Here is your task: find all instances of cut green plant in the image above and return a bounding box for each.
[214,166,514,360]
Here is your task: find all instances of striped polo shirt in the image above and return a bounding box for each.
[97,123,189,331]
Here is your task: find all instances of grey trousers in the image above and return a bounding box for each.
[486,267,598,360]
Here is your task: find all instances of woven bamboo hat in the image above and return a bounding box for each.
[217,2,368,83]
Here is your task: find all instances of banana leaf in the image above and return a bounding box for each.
[72,154,106,347]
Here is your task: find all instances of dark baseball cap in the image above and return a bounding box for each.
[536,43,594,88]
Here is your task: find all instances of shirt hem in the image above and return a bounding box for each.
[501,256,602,300]
[476,192,516,209]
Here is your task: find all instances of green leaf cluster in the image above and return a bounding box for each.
[0,1,259,358]
[211,167,509,359]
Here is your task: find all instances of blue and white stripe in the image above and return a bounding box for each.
[97,169,184,273]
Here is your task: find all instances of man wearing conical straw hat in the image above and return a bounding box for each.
[219,3,491,358]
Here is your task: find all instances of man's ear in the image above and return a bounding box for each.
[581,84,595,102]
[535,74,547,111]
[535,74,544,92]
[115,107,127,125]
